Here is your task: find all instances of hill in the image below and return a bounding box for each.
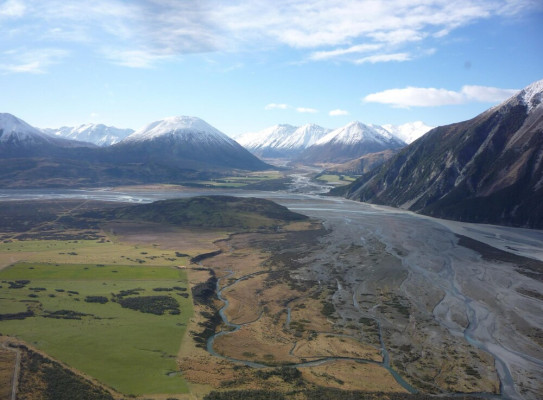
[89,196,308,230]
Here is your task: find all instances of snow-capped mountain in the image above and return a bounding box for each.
[335,78,543,228]
[298,121,406,164]
[44,124,134,146]
[236,123,331,158]
[381,121,433,144]
[114,116,269,171]
[0,113,95,157]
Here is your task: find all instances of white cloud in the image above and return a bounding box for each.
[264,103,289,110]
[0,48,68,73]
[309,44,382,61]
[329,109,349,116]
[461,85,519,102]
[0,0,25,17]
[363,85,519,107]
[102,48,171,68]
[296,107,318,113]
[354,52,411,64]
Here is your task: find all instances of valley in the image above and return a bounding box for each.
[0,174,541,399]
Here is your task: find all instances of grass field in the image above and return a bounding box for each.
[0,237,192,269]
[0,262,193,396]
[315,174,357,184]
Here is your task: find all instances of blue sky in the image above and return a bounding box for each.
[1,0,542,136]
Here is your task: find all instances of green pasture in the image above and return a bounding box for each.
[0,262,193,395]
[315,174,357,184]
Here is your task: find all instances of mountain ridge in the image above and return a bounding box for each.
[298,121,406,164]
[334,79,543,228]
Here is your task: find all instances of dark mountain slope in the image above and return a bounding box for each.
[334,79,543,228]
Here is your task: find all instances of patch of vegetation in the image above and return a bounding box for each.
[191,249,223,264]
[85,296,109,304]
[17,345,115,400]
[191,273,218,306]
[116,295,180,315]
[204,390,286,400]
[8,279,30,289]
[255,367,302,383]
[321,301,335,317]
[191,310,222,349]
[42,309,92,320]
[0,310,34,320]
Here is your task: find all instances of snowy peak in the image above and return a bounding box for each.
[516,79,543,111]
[316,121,404,146]
[236,123,331,158]
[0,113,44,142]
[287,124,332,148]
[236,124,298,149]
[46,123,134,146]
[124,116,231,144]
[381,121,434,144]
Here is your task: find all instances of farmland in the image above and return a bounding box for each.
[0,261,192,395]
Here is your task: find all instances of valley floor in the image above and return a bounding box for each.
[0,176,542,399]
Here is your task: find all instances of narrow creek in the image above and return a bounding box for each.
[204,268,419,394]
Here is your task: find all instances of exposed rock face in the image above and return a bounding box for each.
[335,79,543,228]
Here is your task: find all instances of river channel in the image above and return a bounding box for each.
[1,176,542,399]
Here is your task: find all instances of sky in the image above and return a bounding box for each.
[1,0,542,137]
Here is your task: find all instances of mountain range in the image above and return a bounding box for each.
[297,121,406,164]
[0,114,269,187]
[237,121,430,164]
[236,123,332,158]
[334,79,543,228]
[43,124,134,146]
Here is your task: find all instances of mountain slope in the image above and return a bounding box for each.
[237,123,330,158]
[381,121,434,144]
[0,113,96,158]
[335,79,543,228]
[44,124,134,146]
[111,116,270,171]
[298,121,405,164]
[323,150,398,175]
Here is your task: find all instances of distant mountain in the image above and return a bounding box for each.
[111,116,270,171]
[0,114,270,188]
[334,79,543,228]
[381,121,433,144]
[0,113,96,158]
[298,121,406,164]
[44,123,134,146]
[237,123,331,158]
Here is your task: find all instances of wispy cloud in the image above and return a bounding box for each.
[296,107,318,113]
[0,48,68,74]
[309,44,382,61]
[363,85,519,107]
[102,48,172,68]
[264,103,289,110]
[354,52,411,64]
[329,109,349,116]
[0,0,538,70]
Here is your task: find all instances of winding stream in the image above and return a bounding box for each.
[205,267,418,393]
